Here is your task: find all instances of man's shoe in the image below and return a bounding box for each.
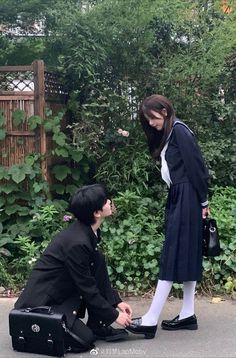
[126,317,157,339]
[161,314,198,331]
[92,326,128,342]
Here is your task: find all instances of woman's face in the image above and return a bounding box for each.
[145,110,165,131]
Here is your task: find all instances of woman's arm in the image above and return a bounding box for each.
[173,123,209,207]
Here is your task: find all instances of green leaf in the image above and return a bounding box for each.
[52,184,65,194]
[8,163,32,183]
[18,207,30,216]
[0,222,3,234]
[0,234,14,247]
[52,165,71,181]
[118,283,125,289]
[25,155,37,166]
[22,164,32,175]
[53,133,66,146]
[0,128,6,140]
[6,194,19,204]
[8,166,26,183]
[28,115,42,130]
[0,183,18,194]
[70,150,83,162]
[52,116,61,126]
[12,109,26,127]
[43,120,53,132]
[71,169,81,181]
[33,182,44,193]
[55,147,69,157]
[65,184,77,195]
[5,204,22,215]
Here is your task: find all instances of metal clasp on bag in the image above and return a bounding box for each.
[210,227,216,233]
[31,324,40,333]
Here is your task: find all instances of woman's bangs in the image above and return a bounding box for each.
[143,106,156,120]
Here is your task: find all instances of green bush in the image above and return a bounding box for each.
[0,204,70,287]
[101,189,166,294]
[202,186,236,293]
[100,186,236,295]
[1,183,235,295]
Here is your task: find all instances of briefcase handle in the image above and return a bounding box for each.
[24,306,54,315]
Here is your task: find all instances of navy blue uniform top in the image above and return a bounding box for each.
[165,120,209,207]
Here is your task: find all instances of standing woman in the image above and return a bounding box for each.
[126,94,209,339]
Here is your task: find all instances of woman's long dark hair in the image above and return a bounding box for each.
[139,95,175,159]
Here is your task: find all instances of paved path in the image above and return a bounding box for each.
[1,296,236,358]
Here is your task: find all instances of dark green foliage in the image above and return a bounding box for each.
[0,109,78,286]
[0,204,70,287]
[202,186,236,293]
[101,190,166,294]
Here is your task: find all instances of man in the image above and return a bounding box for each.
[15,184,132,342]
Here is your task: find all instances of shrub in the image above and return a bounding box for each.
[202,186,236,294]
[0,204,70,287]
[101,188,166,294]
[101,186,236,295]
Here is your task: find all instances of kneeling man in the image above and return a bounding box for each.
[15,184,132,342]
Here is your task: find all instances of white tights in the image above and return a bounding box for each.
[141,280,196,326]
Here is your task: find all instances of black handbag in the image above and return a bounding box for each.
[9,306,95,357]
[202,217,221,257]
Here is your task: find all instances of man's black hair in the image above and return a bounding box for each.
[69,184,108,225]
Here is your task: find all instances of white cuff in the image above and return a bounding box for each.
[201,200,208,207]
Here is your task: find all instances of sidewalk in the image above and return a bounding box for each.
[1,296,236,358]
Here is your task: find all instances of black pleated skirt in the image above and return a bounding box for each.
[159,182,203,283]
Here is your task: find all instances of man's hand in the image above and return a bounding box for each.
[117,302,132,317]
[115,311,132,327]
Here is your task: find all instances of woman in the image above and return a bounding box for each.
[126,95,209,339]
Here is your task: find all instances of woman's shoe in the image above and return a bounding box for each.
[126,317,157,339]
[161,314,198,330]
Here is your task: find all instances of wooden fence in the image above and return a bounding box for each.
[0,60,68,180]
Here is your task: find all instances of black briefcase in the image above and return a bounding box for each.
[9,306,66,357]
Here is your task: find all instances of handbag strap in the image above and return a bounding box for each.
[62,322,94,350]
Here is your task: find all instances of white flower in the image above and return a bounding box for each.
[28,258,37,265]
[117,128,129,137]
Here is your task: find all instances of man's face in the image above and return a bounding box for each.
[100,199,113,218]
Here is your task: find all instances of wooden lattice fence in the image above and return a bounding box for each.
[0,60,68,180]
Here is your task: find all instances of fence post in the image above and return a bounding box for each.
[33,60,47,180]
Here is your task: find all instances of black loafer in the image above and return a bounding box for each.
[93,326,129,342]
[161,314,198,330]
[126,317,157,339]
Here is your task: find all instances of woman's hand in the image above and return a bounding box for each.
[202,207,210,219]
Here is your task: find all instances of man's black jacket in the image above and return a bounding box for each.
[15,220,121,327]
